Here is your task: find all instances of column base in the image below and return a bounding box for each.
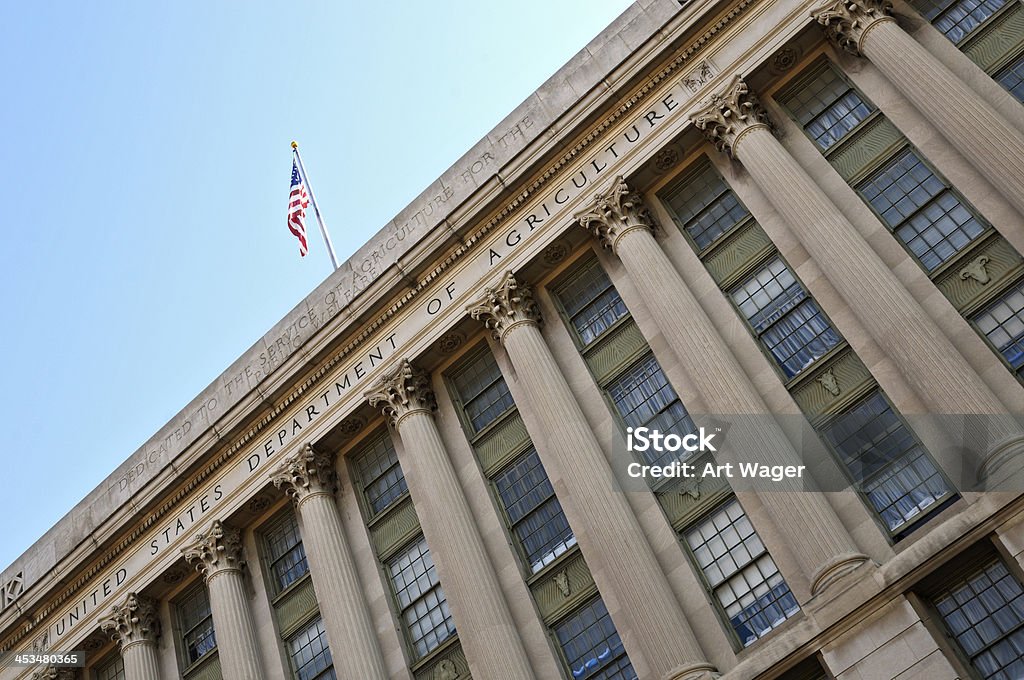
[811,552,871,596]
[662,662,719,680]
[978,436,1024,490]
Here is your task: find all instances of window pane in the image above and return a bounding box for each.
[685,499,799,647]
[388,536,456,658]
[822,391,954,534]
[665,162,751,250]
[556,261,629,345]
[554,597,635,680]
[606,354,697,467]
[996,54,1024,103]
[784,65,873,149]
[450,349,516,433]
[493,448,577,572]
[355,433,408,515]
[933,558,1024,679]
[731,258,840,377]
[857,149,985,271]
[96,655,125,680]
[972,280,1024,378]
[288,617,336,680]
[179,586,216,665]
[909,0,1007,42]
[266,513,309,592]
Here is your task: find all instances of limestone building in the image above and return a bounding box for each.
[3,0,1024,678]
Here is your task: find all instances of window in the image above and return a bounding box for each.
[493,447,577,573]
[450,348,516,433]
[287,617,335,680]
[554,597,635,680]
[784,65,873,150]
[857,149,986,271]
[684,498,799,647]
[265,513,309,594]
[388,536,456,659]
[995,54,1024,103]
[821,391,954,536]
[94,655,125,680]
[178,584,216,667]
[606,354,696,467]
[353,433,408,516]
[731,258,841,378]
[972,280,1024,379]
[664,162,751,250]
[909,0,1008,43]
[932,557,1024,679]
[555,260,629,345]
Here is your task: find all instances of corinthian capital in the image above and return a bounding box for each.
[575,176,656,252]
[270,443,337,504]
[100,593,160,648]
[182,520,243,580]
[365,359,436,427]
[812,0,895,56]
[690,75,773,157]
[467,271,541,342]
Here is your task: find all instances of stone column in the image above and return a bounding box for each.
[575,178,868,594]
[269,445,387,680]
[813,0,1024,219]
[100,593,162,680]
[182,521,265,680]
[467,273,716,680]
[690,76,1023,483]
[365,361,537,680]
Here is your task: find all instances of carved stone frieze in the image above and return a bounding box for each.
[182,520,244,579]
[365,359,437,427]
[270,443,338,503]
[812,0,896,56]
[690,76,774,157]
[467,271,542,341]
[100,593,160,647]
[575,176,657,252]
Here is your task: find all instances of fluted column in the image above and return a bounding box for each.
[100,593,161,680]
[691,76,1023,482]
[813,0,1024,220]
[365,361,536,680]
[269,445,387,679]
[182,521,264,680]
[467,273,716,680]
[575,178,868,594]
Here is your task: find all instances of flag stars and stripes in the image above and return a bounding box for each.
[288,159,310,257]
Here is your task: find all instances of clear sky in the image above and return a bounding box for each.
[0,1,635,570]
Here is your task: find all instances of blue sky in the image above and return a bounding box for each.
[0,1,634,570]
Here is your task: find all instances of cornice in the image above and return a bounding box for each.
[0,0,763,654]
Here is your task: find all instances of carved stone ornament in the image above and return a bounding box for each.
[437,659,461,680]
[654,146,681,172]
[960,255,992,285]
[32,669,76,680]
[270,443,338,503]
[812,0,895,56]
[817,368,841,397]
[438,332,465,354]
[466,271,542,341]
[690,75,774,158]
[575,176,657,252]
[365,359,437,427]
[554,570,572,597]
[182,520,244,580]
[679,477,702,500]
[100,593,161,647]
[542,241,570,266]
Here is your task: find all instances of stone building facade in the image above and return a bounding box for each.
[3,0,1024,678]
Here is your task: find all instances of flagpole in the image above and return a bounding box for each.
[291,141,340,271]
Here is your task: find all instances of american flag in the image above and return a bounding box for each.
[288,158,310,257]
